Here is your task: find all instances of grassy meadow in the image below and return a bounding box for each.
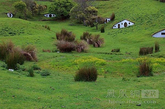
[0,0,165,108]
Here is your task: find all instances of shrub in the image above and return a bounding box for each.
[40,70,50,76]
[22,45,37,61]
[74,66,98,82]
[42,49,51,53]
[5,48,25,70]
[0,41,15,60]
[44,25,50,30]
[56,40,75,52]
[56,29,75,42]
[32,64,41,70]
[28,67,34,77]
[80,32,93,44]
[138,59,153,77]
[155,42,160,53]
[111,48,120,52]
[110,13,115,21]
[75,40,89,52]
[139,47,153,55]
[92,34,104,47]
[101,26,105,33]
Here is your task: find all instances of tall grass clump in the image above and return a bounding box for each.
[80,32,93,44]
[22,45,37,61]
[56,29,75,42]
[155,42,160,53]
[139,47,153,55]
[75,40,89,52]
[56,40,75,52]
[137,59,153,77]
[92,34,104,47]
[0,41,15,60]
[74,66,98,82]
[5,48,25,70]
[80,32,104,47]
[110,13,115,21]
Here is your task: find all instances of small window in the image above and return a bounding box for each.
[121,23,123,25]
[129,23,130,24]
[161,33,165,35]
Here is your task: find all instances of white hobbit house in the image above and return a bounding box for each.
[44,14,56,18]
[152,29,165,38]
[7,13,13,18]
[113,19,134,29]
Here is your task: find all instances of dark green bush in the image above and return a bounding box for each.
[40,70,50,76]
[137,59,153,77]
[74,66,98,82]
[28,67,34,77]
[111,48,120,52]
[101,26,105,33]
[32,64,41,70]
[155,42,160,53]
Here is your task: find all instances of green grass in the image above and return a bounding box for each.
[0,0,165,108]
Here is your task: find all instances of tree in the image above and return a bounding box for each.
[70,5,98,26]
[13,1,27,18]
[49,0,74,19]
[13,1,26,13]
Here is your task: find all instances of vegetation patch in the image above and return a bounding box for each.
[74,66,98,82]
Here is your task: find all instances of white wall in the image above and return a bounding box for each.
[153,30,165,38]
[113,20,134,29]
[44,14,56,18]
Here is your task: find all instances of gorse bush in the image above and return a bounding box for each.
[56,29,75,42]
[75,40,89,52]
[74,56,106,66]
[138,59,153,77]
[56,40,75,52]
[74,66,98,82]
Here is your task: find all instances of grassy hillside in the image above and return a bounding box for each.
[0,0,165,108]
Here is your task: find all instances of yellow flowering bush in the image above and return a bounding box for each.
[121,57,165,63]
[74,56,106,66]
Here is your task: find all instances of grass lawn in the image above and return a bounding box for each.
[0,0,165,108]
